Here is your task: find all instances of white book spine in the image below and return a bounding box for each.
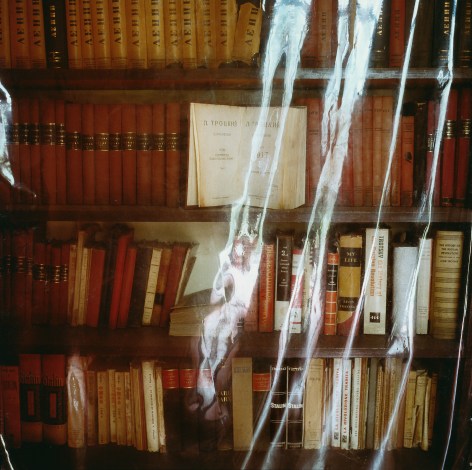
[416,238,432,334]
[142,248,162,325]
[331,358,342,447]
[341,359,352,450]
[363,228,389,334]
[350,357,362,449]
[141,360,159,452]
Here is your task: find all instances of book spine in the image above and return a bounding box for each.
[441,89,458,206]
[269,364,286,448]
[28,99,41,204]
[301,0,317,67]
[323,251,339,335]
[315,0,333,67]
[372,96,383,206]
[370,0,391,67]
[65,0,82,68]
[179,365,199,453]
[196,0,216,67]
[141,360,159,452]
[304,97,321,206]
[93,104,110,204]
[381,96,393,206]
[162,366,181,452]
[289,247,303,334]
[91,0,111,68]
[55,100,67,205]
[122,103,137,205]
[97,369,110,444]
[365,358,378,449]
[86,369,98,445]
[164,0,182,67]
[259,241,275,332]
[389,0,405,67]
[155,365,166,452]
[390,122,402,206]
[286,360,304,449]
[107,368,117,443]
[40,99,56,204]
[407,0,434,67]
[59,242,70,325]
[114,370,126,445]
[41,354,67,445]
[66,355,87,448]
[252,360,270,451]
[19,354,42,443]
[232,357,253,450]
[350,357,362,449]
[454,88,471,206]
[141,247,161,326]
[151,103,166,206]
[124,371,133,446]
[85,247,106,327]
[165,102,181,208]
[340,359,352,450]
[11,230,28,325]
[43,0,68,68]
[303,358,324,449]
[49,243,62,326]
[80,0,94,68]
[0,0,11,68]
[28,0,47,68]
[197,364,216,452]
[10,0,30,68]
[109,104,123,205]
[116,244,137,328]
[400,114,415,206]
[337,234,363,336]
[145,0,166,69]
[65,103,83,204]
[80,104,94,205]
[341,118,354,206]
[457,0,472,67]
[215,0,237,67]
[416,238,432,334]
[126,0,147,68]
[1,365,21,448]
[18,98,32,204]
[362,95,373,205]
[433,0,455,67]
[109,0,127,68]
[431,230,464,339]
[363,228,389,335]
[150,245,172,326]
[352,100,363,207]
[231,2,262,65]
[136,104,153,205]
[274,233,293,331]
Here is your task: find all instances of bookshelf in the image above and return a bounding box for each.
[1,1,472,469]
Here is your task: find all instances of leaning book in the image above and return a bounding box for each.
[187,103,307,209]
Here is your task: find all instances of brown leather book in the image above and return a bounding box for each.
[165,102,181,208]
[258,240,275,333]
[40,99,56,204]
[109,103,123,205]
[11,229,28,325]
[381,96,393,206]
[91,0,111,68]
[29,99,41,204]
[0,0,11,68]
[55,100,67,205]
[456,0,472,67]
[362,96,373,206]
[400,115,414,206]
[405,0,434,67]
[65,102,83,204]
[151,103,166,206]
[27,0,46,68]
[432,0,454,67]
[164,0,183,67]
[370,0,391,67]
[109,0,127,68]
[137,104,153,205]
[389,0,405,67]
[372,96,383,206]
[144,0,166,69]
[80,0,95,68]
[0,365,21,448]
[43,0,68,68]
[9,0,30,68]
[126,0,147,68]
[323,251,339,335]
[82,103,95,205]
[122,103,137,205]
[18,98,32,204]
[441,89,458,206]
[315,0,334,68]
[19,354,42,443]
[94,103,110,205]
[454,88,471,206]
[65,0,83,68]
[41,354,67,445]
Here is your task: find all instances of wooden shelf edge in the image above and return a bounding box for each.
[1,205,471,224]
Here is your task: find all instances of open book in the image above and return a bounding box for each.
[187,103,307,209]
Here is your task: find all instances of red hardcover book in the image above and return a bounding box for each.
[29,99,41,204]
[372,96,383,206]
[40,99,57,205]
[12,229,28,325]
[109,104,123,205]
[400,115,415,206]
[352,100,363,207]
[389,0,405,67]
[85,245,106,328]
[122,103,137,205]
[166,102,181,208]
[3,231,12,320]
[9,100,20,204]
[159,243,190,327]
[454,88,471,207]
[0,365,21,448]
[19,353,42,443]
[381,96,393,207]
[323,251,339,335]
[390,124,402,207]
[94,104,110,205]
[137,104,153,205]
[82,103,95,205]
[18,98,32,204]
[425,100,438,204]
[59,242,70,325]
[151,103,166,206]
[162,365,181,453]
[315,0,334,67]
[108,229,134,329]
[55,100,67,205]
[32,241,48,325]
[179,363,199,454]
[117,244,138,328]
[49,243,62,326]
[66,103,83,204]
[441,89,458,207]
[41,354,67,445]
[258,241,275,333]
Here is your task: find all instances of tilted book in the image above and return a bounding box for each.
[231,1,262,65]
[188,103,306,209]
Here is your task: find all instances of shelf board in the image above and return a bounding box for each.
[1,68,471,90]
[0,326,461,359]
[1,205,471,224]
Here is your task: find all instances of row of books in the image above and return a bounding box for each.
[2,90,471,209]
[0,0,262,70]
[174,228,462,340]
[0,224,197,329]
[0,354,439,454]
[301,0,472,69]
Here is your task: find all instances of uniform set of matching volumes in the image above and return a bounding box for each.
[0,354,439,454]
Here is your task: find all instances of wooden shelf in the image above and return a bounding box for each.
[1,68,471,91]
[0,326,461,359]
[7,444,446,470]
[1,205,471,224]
